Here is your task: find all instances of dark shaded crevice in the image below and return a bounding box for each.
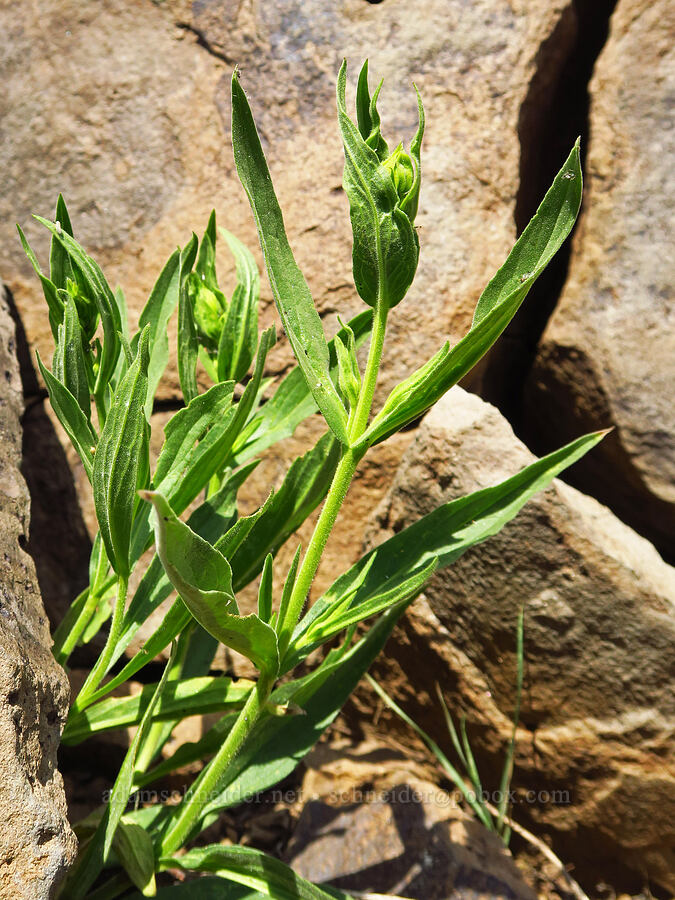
[4,285,92,637]
[474,0,619,429]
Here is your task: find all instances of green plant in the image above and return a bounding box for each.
[21,59,599,899]
[368,608,524,846]
[369,611,591,900]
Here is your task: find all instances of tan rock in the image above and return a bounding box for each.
[2,0,578,404]
[287,740,536,899]
[366,386,675,892]
[0,282,77,898]
[523,0,675,558]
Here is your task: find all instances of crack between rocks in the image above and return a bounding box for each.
[476,0,619,429]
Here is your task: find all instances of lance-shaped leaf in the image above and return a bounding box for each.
[131,246,181,418]
[49,194,74,292]
[37,352,97,480]
[159,844,352,900]
[231,71,349,445]
[81,461,259,705]
[93,327,150,577]
[52,293,91,417]
[35,215,122,397]
[359,141,583,448]
[153,381,236,506]
[143,491,279,676]
[178,233,200,405]
[113,821,156,898]
[17,224,64,339]
[287,428,605,670]
[337,60,424,309]
[218,227,260,383]
[63,675,254,745]
[149,328,274,533]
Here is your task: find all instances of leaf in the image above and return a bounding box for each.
[360,141,583,447]
[150,327,275,530]
[17,224,64,338]
[232,310,372,464]
[257,554,274,623]
[82,462,261,704]
[93,327,151,576]
[113,821,156,897]
[297,558,436,653]
[132,247,181,419]
[288,429,605,669]
[53,293,91,416]
[63,675,255,745]
[34,215,122,398]
[36,351,97,480]
[152,381,236,511]
[178,234,200,405]
[337,60,423,309]
[231,71,349,445]
[218,227,260,382]
[224,431,340,591]
[159,844,352,900]
[49,194,74,292]
[143,491,279,676]
[150,880,257,899]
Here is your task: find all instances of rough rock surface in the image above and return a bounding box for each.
[2,0,578,404]
[366,387,675,892]
[286,741,536,899]
[523,0,675,559]
[0,280,77,897]
[0,0,584,638]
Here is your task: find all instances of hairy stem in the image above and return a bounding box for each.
[72,575,128,712]
[160,671,275,855]
[277,297,389,657]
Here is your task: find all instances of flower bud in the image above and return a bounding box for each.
[382,144,415,202]
[187,273,226,351]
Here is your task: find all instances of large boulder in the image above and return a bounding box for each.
[522,0,675,560]
[0,281,77,897]
[2,0,579,403]
[366,387,675,892]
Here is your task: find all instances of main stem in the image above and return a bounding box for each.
[160,671,275,855]
[73,575,127,712]
[277,297,389,656]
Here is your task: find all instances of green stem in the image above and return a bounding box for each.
[54,587,100,665]
[277,297,389,657]
[350,296,388,439]
[160,671,274,855]
[73,575,128,713]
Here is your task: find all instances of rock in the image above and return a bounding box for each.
[0,0,585,660]
[365,387,675,893]
[286,740,536,899]
[1,0,579,402]
[522,0,675,560]
[0,280,77,897]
